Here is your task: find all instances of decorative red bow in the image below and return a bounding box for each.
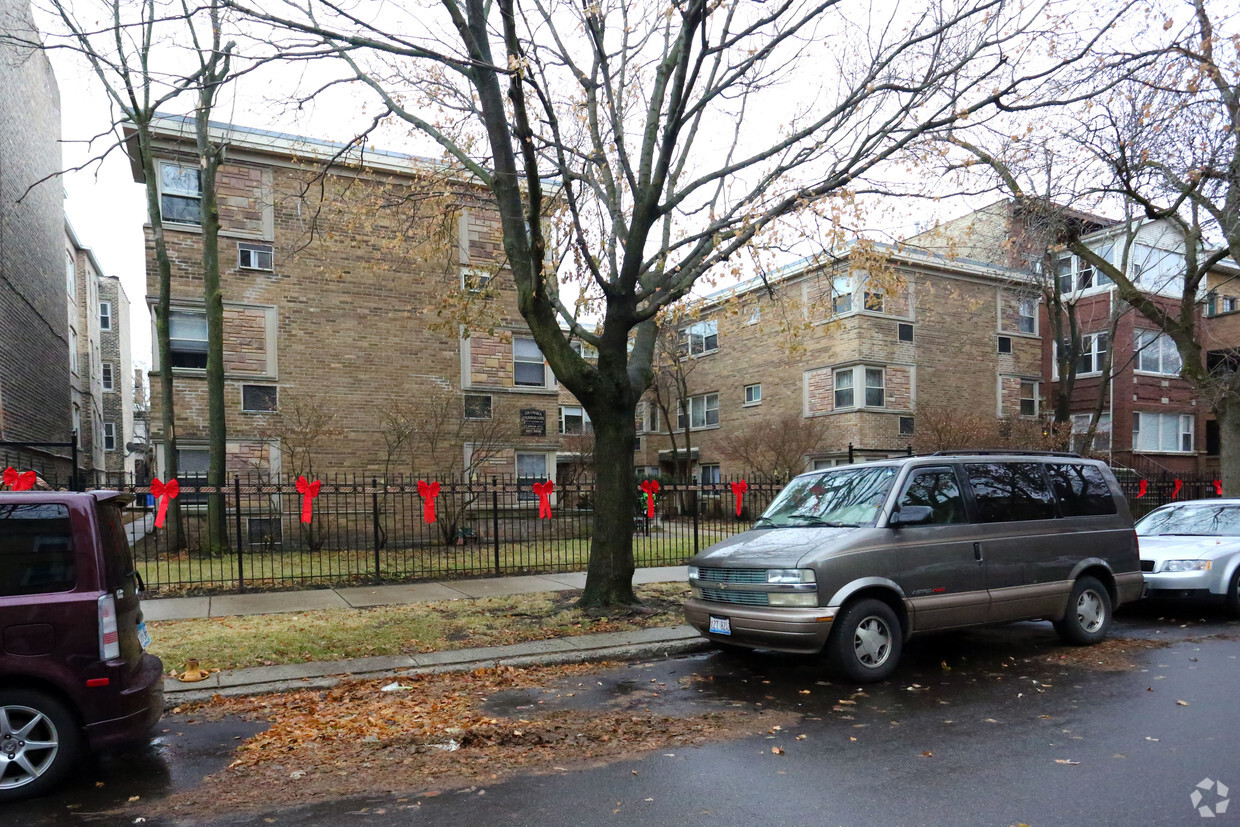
[1215,479,1223,497]
[2,467,36,491]
[150,477,179,528]
[1171,478,1183,500]
[1136,479,1147,498]
[731,480,748,516]
[639,479,659,518]
[296,476,321,524]
[417,480,440,523]
[532,480,554,519]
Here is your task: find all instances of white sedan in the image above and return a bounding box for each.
[1137,498,1240,615]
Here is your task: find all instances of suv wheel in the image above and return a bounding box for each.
[0,689,81,802]
[826,598,902,683]
[1053,576,1112,645]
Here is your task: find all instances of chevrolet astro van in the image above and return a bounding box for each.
[685,453,1144,682]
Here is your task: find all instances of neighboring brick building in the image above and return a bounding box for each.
[0,0,72,471]
[635,243,1043,479]
[125,116,573,492]
[65,220,106,479]
[98,274,136,478]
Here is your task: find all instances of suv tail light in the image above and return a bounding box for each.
[98,595,120,660]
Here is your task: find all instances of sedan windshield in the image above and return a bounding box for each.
[759,466,897,528]
[1136,504,1240,537]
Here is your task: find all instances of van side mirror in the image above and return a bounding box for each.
[890,505,934,527]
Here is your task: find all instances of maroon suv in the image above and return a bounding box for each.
[0,491,163,800]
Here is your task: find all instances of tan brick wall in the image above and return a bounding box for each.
[216,164,268,238]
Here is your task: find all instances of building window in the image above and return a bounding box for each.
[1130,244,1179,288]
[570,340,599,360]
[744,384,762,405]
[1057,245,1113,294]
[1070,413,1112,453]
[699,464,721,484]
[72,403,81,438]
[745,306,761,325]
[899,416,915,436]
[831,275,852,315]
[69,327,78,375]
[513,338,548,387]
[644,403,661,432]
[1018,298,1036,334]
[865,367,885,407]
[159,162,202,225]
[169,310,208,369]
[99,301,112,331]
[1208,294,1240,316]
[241,385,278,412]
[833,367,854,409]
[681,320,718,357]
[1133,411,1194,453]
[833,365,886,410]
[516,452,549,501]
[998,336,1012,354]
[464,394,492,420]
[248,517,282,545]
[102,362,114,391]
[677,393,719,430]
[898,323,913,343]
[1134,330,1182,376]
[65,251,76,300]
[863,290,884,312]
[1076,332,1109,376]
[238,243,274,271]
[103,422,116,452]
[461,266,492,292]
[559,405,591,435]
[1020,380,1038,417]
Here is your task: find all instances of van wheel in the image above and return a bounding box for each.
[826,599,902,683]
[1053,576,1112,645]
[0,689,81,802]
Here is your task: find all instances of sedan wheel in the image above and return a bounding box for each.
[0,690,80,802]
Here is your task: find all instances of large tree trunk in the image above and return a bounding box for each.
[197,109,229,551]
[1217,393,1240,497]
[581,407,639,606]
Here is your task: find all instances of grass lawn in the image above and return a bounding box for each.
[147,582,692,674]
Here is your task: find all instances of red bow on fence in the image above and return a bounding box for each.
[1215,480,1223,497]
[1172,478,1183,500]
[150,477,179,528]
[532,480,554,519]
[2,467,36,491]
[417,480,440,523]
[639,479,659,518]
[731,480,748,517]
[296,476,322,524]
[1137,479,1148,498]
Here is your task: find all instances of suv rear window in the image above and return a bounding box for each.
[964,462,1057,523]
[0,503,76,595]
[97,501,138,592]
[1048,463,1118,516]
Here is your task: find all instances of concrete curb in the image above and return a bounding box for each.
[164,626,709,707]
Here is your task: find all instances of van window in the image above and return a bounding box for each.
[898,468,966,524]
[1048,463,1117,516]
[964,462,1057,523]
[0,503,76,595]
[97,501,138,591]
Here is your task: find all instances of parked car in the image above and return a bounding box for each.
[1136,498,1240,615]
[684,452,1144,683]
[0,491,163,801]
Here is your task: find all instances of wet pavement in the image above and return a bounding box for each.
[12,603,1240,824]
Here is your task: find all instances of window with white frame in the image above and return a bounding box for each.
[1018,298,1037,334]
[745,306,761,325]
[513,337,548,386]
[65,251,76,300]
[1130,244,1179,289]
[72,403,80,437]
[1134,329,1182,376]
[559,405,591,435]
[99,301,112,331]
[1020,380,1038,417]
[831,274,853,314]
[461,266,492,292]
[102,361,114,391]
[1133,411,1194,453]
[1070,413,1112,453]
[103,422,116,451]
[646,403,662,432]
[570,340,599,360]
[678,393,719,430]
[516,452,549,501]
[69,327,78,375]
[169,310,208,369]
[159,162,202,225]
[681,320,718,356]
[1077,332,1109,375]
[744,384,762,405]
[1056,245,1113,294]
[238,243,274,271]
[833,365,885,410]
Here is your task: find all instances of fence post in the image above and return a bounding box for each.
[848,442,855,464]
[492,477,501,576]
[692,481,700,557]
[71,432,79,491]
[372,477,381,585]
[234,476,245,593]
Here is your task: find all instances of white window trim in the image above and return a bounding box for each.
[832,365,887,411]
[168,308,209,371]
[103,422,116,452]
[682,320,719,357]
[677,393,720,431]
[743,383,762,406]
[158,161,204,228]
[1070,412,1112,453]
[461,265,493,292]
[559,405,591,435]
[238,242,275,272]
[1019,379,1039,418]
[1053,332,1109,380]
[99,301,112,331]
[101,361,115,392]
[513,337,550,388]
[1133,329,1183,377]
[1132,411,1195,454]
[1056,248,1114,298]
[1017,297,1037,335]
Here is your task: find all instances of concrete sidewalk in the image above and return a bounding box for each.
[149,565,702,704]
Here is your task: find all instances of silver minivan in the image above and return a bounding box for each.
[684,452,1144,682]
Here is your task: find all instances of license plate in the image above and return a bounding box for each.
[137,621,151,650]
[709,615,731,636]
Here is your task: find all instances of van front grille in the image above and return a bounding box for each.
[696,567,767,584]
[700,587,769,606]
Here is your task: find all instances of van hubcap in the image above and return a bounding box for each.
[1076,591,1105,633]
[0,706,59,789]
[853,617,892,667]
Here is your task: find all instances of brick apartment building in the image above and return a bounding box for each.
[125,116,576,489]
[634,243,1043,480]
[98,274,136,478]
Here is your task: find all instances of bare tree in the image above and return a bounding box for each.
[718,411,828,482]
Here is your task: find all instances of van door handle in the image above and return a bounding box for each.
[973,542,982,562]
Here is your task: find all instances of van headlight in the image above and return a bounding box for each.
[688,566,699,580]
[767,592,818,607]
[767,569,815,584]
[1160,560,1211,573]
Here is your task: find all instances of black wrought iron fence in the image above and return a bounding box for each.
[1112,469,1222,520]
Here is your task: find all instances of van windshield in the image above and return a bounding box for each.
[758,466,897,528]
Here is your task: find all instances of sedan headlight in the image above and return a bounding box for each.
[1160,560,1212,573]
[767,569,816,584]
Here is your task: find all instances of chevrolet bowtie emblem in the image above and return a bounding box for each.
[718,582,728,589]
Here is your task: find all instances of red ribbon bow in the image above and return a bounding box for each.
[1172,478,1183,500]
[2,467,36,491]
[639,479,659,518]
[1215,479,1223,497]
[417,480,440,523]
[532,480,554,519]
[731,480,748,516]
[1137,479,1147,498]
[150,477,179,528]
[295,476,322,524]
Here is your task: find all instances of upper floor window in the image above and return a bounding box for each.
[1134,329,1181,376]
[461,266,492,292]
[241,384,279,412]
[863,290,884,312]
[833,365,885,410]
[744,383,762,405]
[99,301,112,331]
[560,405,591,435]
[464,394,493,420]
[1130,244,1179,289]
[1077,332,1109,376]
[1018,298,1036,334]
[238,243,274,271]
[101,361,114,392]
[1070,413,1112,453]
[831,274,852,315]
[1056,244,1115,295]
[169,310,208,369]
[1208,294,1240,316]
[513,337,548,387]
[69,327,78,375]
[65,251,76,301]
[681,320,718,357]
[678,393,719,430]
[1020,380,1038,417]
[160,162,202,225]
[103,422,116,452]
